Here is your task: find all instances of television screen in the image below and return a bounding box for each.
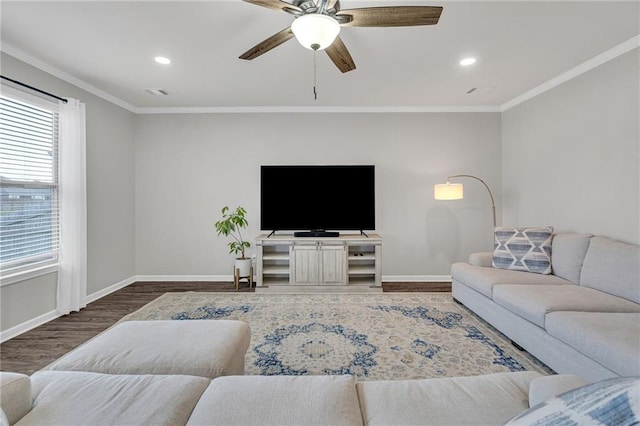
[260,165,375,234]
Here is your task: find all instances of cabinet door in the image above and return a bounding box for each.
[320,245,346,285]
[291,245,319,285]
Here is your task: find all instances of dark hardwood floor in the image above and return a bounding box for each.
[0,281,450,375]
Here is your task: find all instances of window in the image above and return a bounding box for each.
[0,88,60,279]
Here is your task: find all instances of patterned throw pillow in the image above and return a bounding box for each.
[492,226,554,274]
[505,376,640,425]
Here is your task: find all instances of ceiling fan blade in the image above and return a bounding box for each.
[325,36,356,73]
[336,6,443,27]
[239,27,295,60]
[241,0,302,14]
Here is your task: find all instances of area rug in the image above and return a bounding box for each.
[121,292,553,381]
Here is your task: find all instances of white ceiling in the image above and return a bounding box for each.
[1,1,639,111]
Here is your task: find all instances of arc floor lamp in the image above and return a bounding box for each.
[434,174,497,228]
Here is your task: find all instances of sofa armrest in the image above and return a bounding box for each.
[528,374,588,407]
[0,373,31,425]
[468,252,493,267]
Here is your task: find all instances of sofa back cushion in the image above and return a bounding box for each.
[187,375,362,426]
[551,233,593,284]
[580,236,640,304]
[357,371,541,426]
[24,370,210,426]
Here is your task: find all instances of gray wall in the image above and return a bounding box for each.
[1,53,136,331]
[134,113,502,278]
[502,49,640,244]
[3,45,638,336]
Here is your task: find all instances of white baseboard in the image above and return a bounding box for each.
[134,275,451,283]
[0,309,61,343]
[1,275,137,343]
[383,275,451,282]
[85,276,137,304]
[134,275,231,282]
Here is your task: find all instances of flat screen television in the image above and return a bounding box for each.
[261,165,375,237]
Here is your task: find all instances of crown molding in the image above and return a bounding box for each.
[135,106,501,114]
[501,34,640,111]
[1,41,137,113]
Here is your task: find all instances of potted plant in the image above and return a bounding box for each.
[214,206,252,277]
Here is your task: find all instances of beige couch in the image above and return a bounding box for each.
[0,317,597,426]
[451,233,640,382]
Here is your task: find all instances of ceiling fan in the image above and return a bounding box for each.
[239,0,443,73]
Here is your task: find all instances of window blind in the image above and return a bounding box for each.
[0,93,60,274]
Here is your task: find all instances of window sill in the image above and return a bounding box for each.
[0,263,59,287]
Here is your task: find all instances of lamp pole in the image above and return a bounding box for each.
[448,174,497,228]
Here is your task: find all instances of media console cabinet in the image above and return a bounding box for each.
[254,233,382,293]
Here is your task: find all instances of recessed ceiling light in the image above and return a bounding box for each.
[460,57,476,66]
[154,56,171,65]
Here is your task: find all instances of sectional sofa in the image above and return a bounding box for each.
[2,307,639,424]
[451,231,640,383]
[0,367,606,426]
[3,318,633,425]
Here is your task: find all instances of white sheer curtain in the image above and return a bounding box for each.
[56,98,87,315]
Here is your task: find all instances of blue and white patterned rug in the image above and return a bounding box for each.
[122,292,553,380]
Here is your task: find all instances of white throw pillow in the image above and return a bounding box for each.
[493,226,554,274]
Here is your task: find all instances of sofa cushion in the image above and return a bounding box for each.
[580,236,640,304]
[492,284,640,328]
[545,312,640,377]
[451,262,571,299]
[19,370,210,425]
[506,376,640,425]
[528,374,588,408]
[356,371,541,426]
[468,252,493,267]
[187,375,362,426]
[46,319,250,378]
[0,373,31,425]
[551,233,592,284]
[493,226,554,274]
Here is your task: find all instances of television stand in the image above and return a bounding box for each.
[255,233,382,293]
[294,230,339,238]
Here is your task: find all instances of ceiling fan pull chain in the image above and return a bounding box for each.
[313,49,318,100]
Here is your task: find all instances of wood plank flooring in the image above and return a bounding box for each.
[0,281,450,375]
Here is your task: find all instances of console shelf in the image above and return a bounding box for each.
[259,243,292,286]
[255,233,382,293]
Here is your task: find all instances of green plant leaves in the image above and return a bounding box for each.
[215,206,250,258]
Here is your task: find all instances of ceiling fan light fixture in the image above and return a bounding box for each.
[291,13,340,51]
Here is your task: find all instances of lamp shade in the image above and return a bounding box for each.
[291,14,340,51]
[434,182,464,200]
